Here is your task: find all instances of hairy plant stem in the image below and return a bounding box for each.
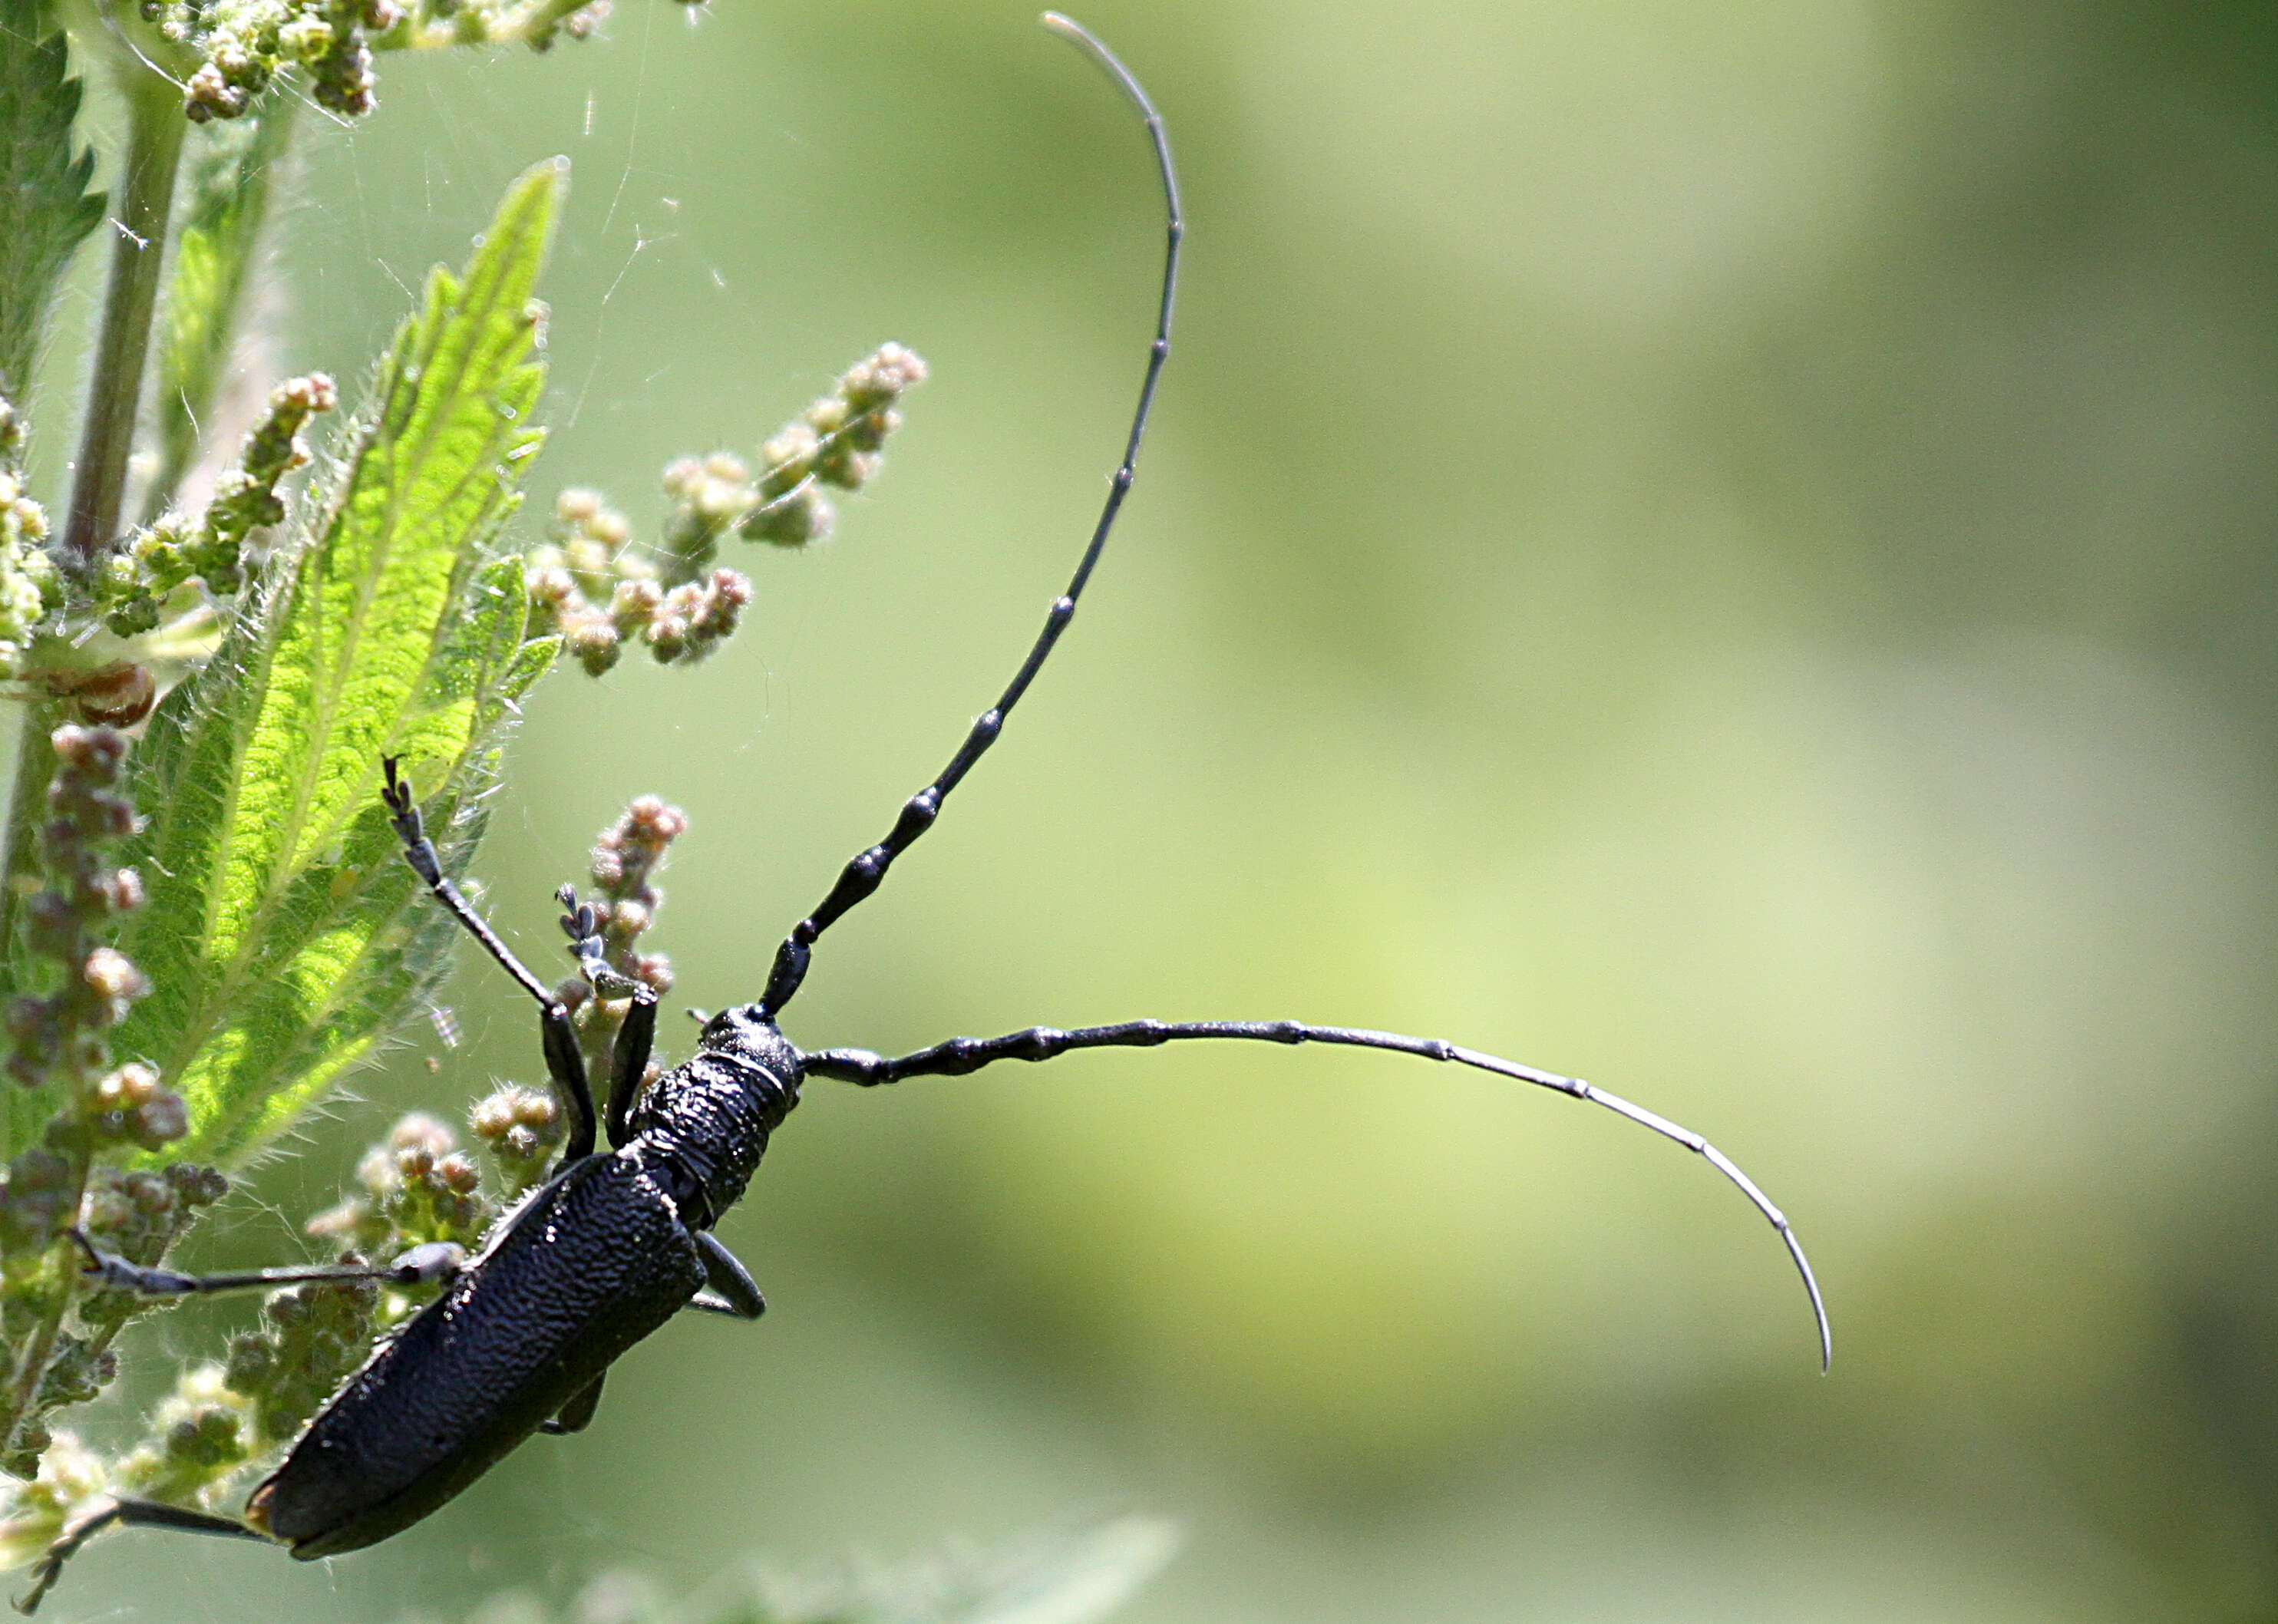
[143,101,297,526]
[61,70,183,576]
[0,64,185,1461]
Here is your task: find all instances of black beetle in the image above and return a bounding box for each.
[20,15,1827,1612]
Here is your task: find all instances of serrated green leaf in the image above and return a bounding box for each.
[111,158,570,1167]
[0,15,104,410]
[146,104,296,520]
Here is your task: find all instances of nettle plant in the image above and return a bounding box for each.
[0,1,923,1571]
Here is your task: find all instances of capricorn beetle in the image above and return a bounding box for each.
[21,14,1830,1612]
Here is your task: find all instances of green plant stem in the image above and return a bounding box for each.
[60,70,183,575]
[144,99,298,526]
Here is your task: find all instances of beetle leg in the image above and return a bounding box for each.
[15,1496,269,1614]
[687,1230,765,1319]
[604,985,658,1149]
[550,886,662,1149]
[382,758,560,1010]
[538,1002,599,1164]
[384,758,600,1164]
[539,1374,606,1436]
[68,1230,465,1300]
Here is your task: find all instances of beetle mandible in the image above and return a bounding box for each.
[20,15,1830,1612]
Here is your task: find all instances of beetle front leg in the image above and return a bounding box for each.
[603,988,658,1149]
[385,759,601,1163]
[71,1230,465,1300]
[556,888,659,1149]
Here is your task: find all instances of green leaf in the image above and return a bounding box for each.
[146,104,297,520]
[694,1519,1181,1624]
[408,1517,1180,1624]
[112,158,569,1167]
[0,14,105,410]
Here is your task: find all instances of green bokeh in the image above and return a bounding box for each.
[56,2,2278,1620]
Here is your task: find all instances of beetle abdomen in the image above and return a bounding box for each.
[249,1152,703,1556]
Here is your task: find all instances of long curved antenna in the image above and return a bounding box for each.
[757,14,1181,1019]
[804,1018,1832,1371]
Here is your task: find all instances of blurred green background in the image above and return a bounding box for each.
[45,1,2278,1619]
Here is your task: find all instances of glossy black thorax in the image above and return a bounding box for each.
[623,1005,802,1226]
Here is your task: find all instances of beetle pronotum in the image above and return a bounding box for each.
[21,15,1827,1612]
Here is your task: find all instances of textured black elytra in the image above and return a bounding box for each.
[249,1012,797,1556]
[19,15,1827,1613]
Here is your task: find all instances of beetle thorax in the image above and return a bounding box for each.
[624,1005,801,1223]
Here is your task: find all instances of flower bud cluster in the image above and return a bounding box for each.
[0,470,61,682]
[0,369,325,706]
[655,451,758,572]
[738,342,928,550]
[527,344,923,679]
[5,731,168,1144]
[84,1065,186,1154]
[149,0,694,125]
[217,1263,381,1451]
[306,1112,493,1260]
[109,1364,251,1507]
[590,794,686,905]
[101,375,335,638]
[468,1084,563,1198]
[526,487,752,676]
[0,734,175,1494]
[163,0,405,122]
[0,1433,103,1575]
[563,796,685,1091]
[0,1153,74,1277]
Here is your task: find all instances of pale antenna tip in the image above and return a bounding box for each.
[1039,13,1098,51]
